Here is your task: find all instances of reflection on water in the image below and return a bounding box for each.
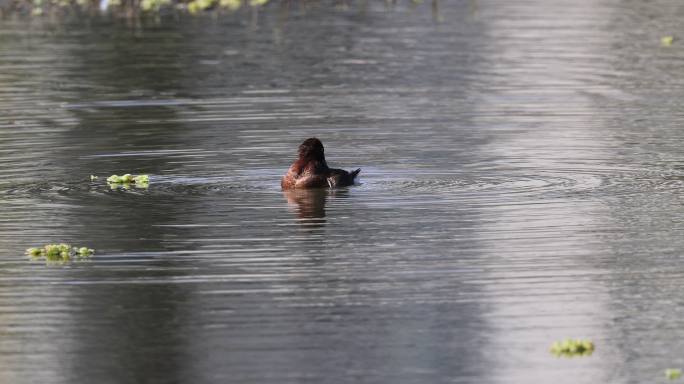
[284,188,329,222]
[2,1,684,383]
[284,188,352,229]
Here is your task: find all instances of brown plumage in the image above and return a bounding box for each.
[281,138,361,190]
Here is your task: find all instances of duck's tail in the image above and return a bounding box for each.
[351,168,361,180]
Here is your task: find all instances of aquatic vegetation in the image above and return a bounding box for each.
[219,0,240,10]
[549,339,595,357]
[90,175,99,181]
[141,0,170,11]
[106,174,150,188]
[4,0,262,15]
[666,369,683,380]
[26,243,94,264]
[134,174,149,184]
[185,0,254,14]
[4,0,434,18]
[662,36,675,47]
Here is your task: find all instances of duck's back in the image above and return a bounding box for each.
[326,168,361,188]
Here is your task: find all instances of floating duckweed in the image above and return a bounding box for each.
[186,0,216,13]
[141,0,170,11]
[26,243,94,264]
[219,0,240,10]
[90,175,99,181]
[667,369,683,380]
[14,0,400,17]
[550,339,595,357]
[187,1,200,13]
[106,174,150,188]
[662,36,675,47]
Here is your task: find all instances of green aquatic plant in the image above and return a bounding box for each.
[26,243,94,264]
[186,0,255,14]
[662,36,675,47]
[141,0,170,11]
[134,174,149,184]
[106,174,150,188]
[219,0,240,10]
[666,369,683,380]
[550,339,595,357]
[6,0,439,18]
[187,0,212,14]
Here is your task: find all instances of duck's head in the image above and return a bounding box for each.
[298,137,325,162]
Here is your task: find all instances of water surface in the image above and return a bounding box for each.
[2,1,684,383]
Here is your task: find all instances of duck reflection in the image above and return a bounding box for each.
[283,188,350,227]
[284,188,328,226]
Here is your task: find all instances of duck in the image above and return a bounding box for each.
[281,138,361,189]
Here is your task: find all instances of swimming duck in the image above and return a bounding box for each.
[281,138,361,189]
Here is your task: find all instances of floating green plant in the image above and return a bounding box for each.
[219,0,240,10]
[8,0,441,18]
[662,35,675,47]
[90,175,99,181]
[186,0,255,14]
[666,369,682,380]
[106,174,150,188]
[550,339,595,357]
[26,243,94,264]
[140,0,170,11]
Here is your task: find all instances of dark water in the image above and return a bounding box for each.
[2,1,684,382]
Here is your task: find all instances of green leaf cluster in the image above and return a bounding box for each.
[666,369,682,380]
[141,0,171,11]
[106,174,150,189]
[187,0,251,14]
[550,339,595,357]
[26,243,94,264]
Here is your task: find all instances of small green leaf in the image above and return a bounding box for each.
[666,369,682,380]
[662,35,675,47]
[219,0,240,10]
[550,338,594,357]
[25,248,42,257]
[188,1,200,14]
